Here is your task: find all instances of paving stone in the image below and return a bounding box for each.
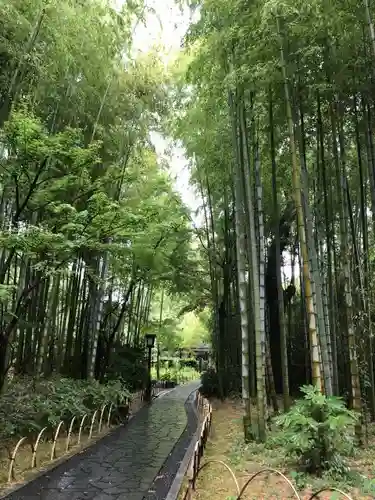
[3,382,199,500]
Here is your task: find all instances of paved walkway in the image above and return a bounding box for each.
[4,382,200,500]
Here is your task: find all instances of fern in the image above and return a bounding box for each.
[276,385,358,474]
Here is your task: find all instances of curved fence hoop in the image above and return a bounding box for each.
[78,413,88,444]
[98,404,107,433]
[107,404,114,427]
[65,416,76,452]
[5,403,124,485]
[89,410,99,440]
[8,436,28,483]
[31,426,47,468]
[195,460,240,495]
[308,487,354,500]
[50,421,65,461]
[237,468,301,500]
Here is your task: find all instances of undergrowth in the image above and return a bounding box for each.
[0,376,130,443]
[151,365,199,385]
[226,386,374,497]
[228,421,374,497]
[276,385,357,474]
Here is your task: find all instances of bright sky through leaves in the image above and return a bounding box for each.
[114,0,202,225]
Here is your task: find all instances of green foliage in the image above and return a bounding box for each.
[362,476,375,496]
[179,358,198,370]
[200,368,220,398]
[160,370,178,386]
[148,291,210,355]
[0,0,206,395]
[276,385,358,474]
[289,470,309,490]
[179,311,210,348]
[176,366,200,383]
[104,343,147,391]
[152,365,199,385]
[0,377,130,442]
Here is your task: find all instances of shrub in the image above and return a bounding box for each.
[105,343,147,391]
[160,370,178,386]
[180,358,198,370]
[0,376,131,443]
[200,368,220,398]
[275,385,358,474]
[177,366,200,383]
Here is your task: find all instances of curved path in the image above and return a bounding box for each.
[2,381,200,500]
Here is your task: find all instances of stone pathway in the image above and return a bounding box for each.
[3,382,200,500]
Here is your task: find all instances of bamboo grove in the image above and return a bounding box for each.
[172,0,375,441]
[0,0,204,392]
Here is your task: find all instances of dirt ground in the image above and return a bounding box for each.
[185,399,375,500]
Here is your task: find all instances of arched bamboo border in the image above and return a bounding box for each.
[78,413,88,445]
[8,436,28,483]
[31,427,48,468]
[308,487,354,499]
[65,416,76,452]
[106,404,114,427]
[50,421,66,461]
[88,410,98,440]
[237,468,301,499]
[98,404,107,433]
[194,460,240,495]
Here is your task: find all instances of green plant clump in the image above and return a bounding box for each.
[276,385,358,474]
[177,366,200,383]
[0,376,130,443]
[105,343,148,391]
[179,358,198,370]
[200,368,220,398]
[151,365,199,385]
[160,370,178,385]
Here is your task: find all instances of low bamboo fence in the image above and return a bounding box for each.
[2,389,146,485]
[1,379,175,486]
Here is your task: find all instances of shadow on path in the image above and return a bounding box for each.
[2,382,200,500]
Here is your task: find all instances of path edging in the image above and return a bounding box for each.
[164,385,202,500]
